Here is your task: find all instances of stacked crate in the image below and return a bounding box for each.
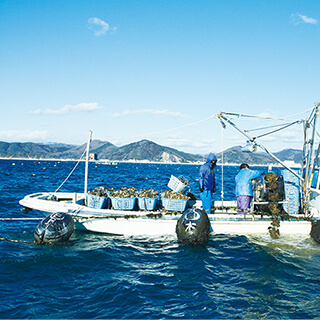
[281,169,300,215]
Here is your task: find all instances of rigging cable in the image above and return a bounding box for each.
[54,148,87,193]
[223,107,313,121]
[253,120,302,140]
[107,114,217,141]
[245,122,299,133]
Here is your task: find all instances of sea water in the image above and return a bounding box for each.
[0,159,320,319]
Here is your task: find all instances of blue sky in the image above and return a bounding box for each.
[1,0,319,154]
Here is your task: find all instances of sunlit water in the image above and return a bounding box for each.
[0,160,319,319]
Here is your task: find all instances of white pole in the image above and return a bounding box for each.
[84,130,93,194]
[221,124,224,206]
[305,104,319,201]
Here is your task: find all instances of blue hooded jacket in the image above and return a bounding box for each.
[199,153,217,192]
[235,168,263,197]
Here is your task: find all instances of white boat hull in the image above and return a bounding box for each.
[309,188,320,216]
[19,192,313,237]
[74,216,311,236]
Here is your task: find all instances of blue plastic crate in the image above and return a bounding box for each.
[110,197,137,210]
[138,197,158,211]
[86,194,110,209]
[281,169,300,215]
[161,197,188,212]
[167,175,190,194]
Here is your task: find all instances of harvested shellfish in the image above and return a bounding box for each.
[137,188,158,198]
[161,190,188,200]
[88,186,114,197]
[112,187,138,198]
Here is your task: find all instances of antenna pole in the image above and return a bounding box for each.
[304,103,319,202]
[84,130,93,194]
[221,122,224,206]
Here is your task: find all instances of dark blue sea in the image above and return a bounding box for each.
[1,159,320,319]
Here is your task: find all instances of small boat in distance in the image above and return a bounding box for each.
[19,103,320,241]
[96,160,118,165]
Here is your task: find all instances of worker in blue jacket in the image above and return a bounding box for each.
[235,163,263,214]
[199,153,217,214]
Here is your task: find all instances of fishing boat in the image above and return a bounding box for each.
[19,103,320,240]
[96,160,118,165]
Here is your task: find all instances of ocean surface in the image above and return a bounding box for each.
[1,159,320,319]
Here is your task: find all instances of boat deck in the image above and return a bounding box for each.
[19,191,312,237]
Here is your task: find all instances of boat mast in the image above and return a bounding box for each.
[218,112,304,182]
[302,103,319,204]
[220,121,225,206]
[84,130,93,194]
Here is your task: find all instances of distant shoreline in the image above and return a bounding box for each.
[0,157,202,165]
[0,157,301,168]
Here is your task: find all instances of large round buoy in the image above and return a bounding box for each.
[176,208,211,245]
[34,212,74,244]
[310,220,320,244]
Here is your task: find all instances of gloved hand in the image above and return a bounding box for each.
[199,187,203,192]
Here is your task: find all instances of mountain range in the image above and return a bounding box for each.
[0,139,303,165]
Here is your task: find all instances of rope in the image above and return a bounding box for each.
[0,218,44,243]
[108,114,217,140]
[0,218,43,221]
[0,236,34,244]
[245,122,299,133]
[253,120,302,139]
[54,149,87,193]
[113,106,315,142]
[223,107,313,121]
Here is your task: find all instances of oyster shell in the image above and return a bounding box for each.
[161,189,188,200]
[88,186,114,197]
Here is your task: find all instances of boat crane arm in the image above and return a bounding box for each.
[254,141,303,181]
[218,112,254,143]
[218,112,304,182]
[303,105,319,196]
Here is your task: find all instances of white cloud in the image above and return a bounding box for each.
[165,137,214,148]
[291,13,318,25]
[260,128,302,144]
[0,130,49,142]
[88,17,117,36]
[30,102,102,115]
[108,109,188,118]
